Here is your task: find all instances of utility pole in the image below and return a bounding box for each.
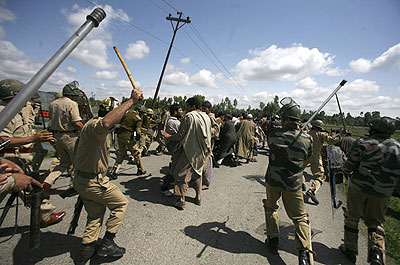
[151,12,190,109]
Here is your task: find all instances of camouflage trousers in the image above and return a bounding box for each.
[303,155,325,194]
[114,137,144,172]
[263,184,313,264]
[343,184,387,263]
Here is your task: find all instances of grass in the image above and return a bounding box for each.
[326,124,400,263]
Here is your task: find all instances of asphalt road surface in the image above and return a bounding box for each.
[0,143,369,264]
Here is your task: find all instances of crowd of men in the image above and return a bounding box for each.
[1,78,399,265]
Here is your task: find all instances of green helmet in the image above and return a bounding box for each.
[279,97,301,120]
[369,117,397,135]
[146,108,154,115]
[312,120,324,129]
[0,79,25,100]
[62,80,81,96]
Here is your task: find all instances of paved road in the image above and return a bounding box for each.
[0,144,368,264]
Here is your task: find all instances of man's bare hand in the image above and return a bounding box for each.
[0,173,11,185]
[161,130,171,138]
[0,159,23,173]
[130,88,143,103]
[13,173,43,192]
[32,130,55,143]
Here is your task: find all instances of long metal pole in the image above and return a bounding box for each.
[301,79,347,130]
[335,93,346,130]
[0,8,106,131]
[151,12,183,109]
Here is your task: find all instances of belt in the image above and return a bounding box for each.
[3,148,34,154]
[76,170,106,179]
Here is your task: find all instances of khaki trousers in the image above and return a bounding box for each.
[73,173,129,244]
[264,184,313,259]
[114,137,144,172]
[344,184,387,262]
[44,133,77,186]
[303,155,325,194]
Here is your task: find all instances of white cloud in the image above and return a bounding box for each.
[116,79,141,89]
[0,40,74,91]
[0,7,16,22]
[0,26,4,39]
[166,63,175,72]
[63,4,130,69]
[398,86,400,96]
[164,69,221,88]
[66,66,77,73]
[125,40,149,60]
[164,72,190,86]
[180,57,190,64]
[234,44,339,81]
[343,79,379,93]
[91,71,118,80]
[295,77,317,90]
[349,43,400,73]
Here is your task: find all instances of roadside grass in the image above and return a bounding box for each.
[326,124,400,264]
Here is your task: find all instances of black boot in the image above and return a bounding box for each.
[369,247,384,265]
[77,242,96,264]
[97,232,126,258]
[298,249,310,265]
[106,167,118,180]
[305,189,319,205]
[137,169,146,175]
[339,244,356,264]
[266,237,279,255]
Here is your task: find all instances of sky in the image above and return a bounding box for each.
[0,0,399,117]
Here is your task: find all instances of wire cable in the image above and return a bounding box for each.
[161,0,179,13]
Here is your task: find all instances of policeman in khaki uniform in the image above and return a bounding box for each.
[339,117,400,265]
[263,97,314,265]
[108,108,145,179]
[303,119,340,204]
[43,82,84,196]
[73,87,142,263]
[0,79,65,227]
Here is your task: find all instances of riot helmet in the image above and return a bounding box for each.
[62,81,82,96]
[312,120,324,129]
[98,97,120,117]
[0,79,25,100]
[146,108,154,115]
[369,117,397,135]
[279,97,301,120]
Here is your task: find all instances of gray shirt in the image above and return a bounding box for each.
[165,116,181,154]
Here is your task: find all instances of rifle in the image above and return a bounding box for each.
[67,196,83,235]
[301,79,347,130]
[24,170,45,249]
[326,146,344,219]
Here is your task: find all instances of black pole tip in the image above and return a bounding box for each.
[340,79,347,86]
[87,8,106,28]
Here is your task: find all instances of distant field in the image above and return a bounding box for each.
[326,124,400,264]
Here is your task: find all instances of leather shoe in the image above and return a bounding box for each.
[97,238,126,258]
[369,247,383,265]
[137,169,146,175]
[40,211,66,228]
[306,189,319,205]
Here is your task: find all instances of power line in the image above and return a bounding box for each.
[144,0,170,14]
[161,0,179,13]
[189,23,248,94]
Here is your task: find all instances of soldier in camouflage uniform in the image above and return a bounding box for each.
[108,109,145,178]
[339,117,400,265]
[263,97,314,265]
[303,119,340,204]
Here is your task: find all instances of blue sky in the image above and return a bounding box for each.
[0,0,399,117]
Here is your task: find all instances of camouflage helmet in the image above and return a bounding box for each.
[0,79,25,100]
[312,120,324,129]
[146,108,154,115]
[62,80,81,96]
[369,117,397,135]
[279,97,301,120]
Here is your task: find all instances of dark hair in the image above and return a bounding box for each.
[186,97,201,109]
[170,103,181,114]
[202,101,212,109]
[225,114,233,120]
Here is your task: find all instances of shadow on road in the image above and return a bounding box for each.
[243,174,265,187]
[120,175,174,208]
[10,230,81,264]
